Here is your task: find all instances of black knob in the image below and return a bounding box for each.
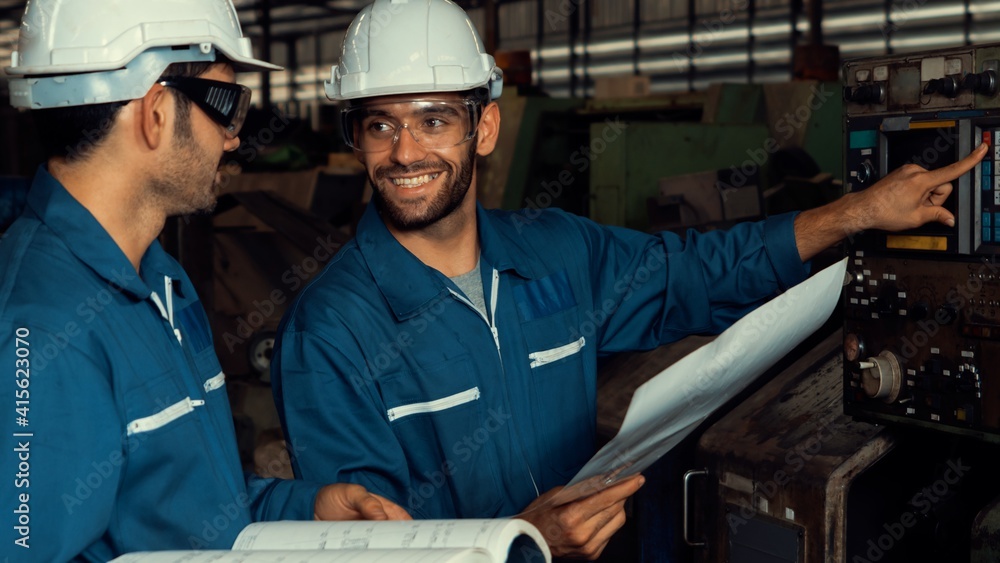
[941,378,956,394]
[844,333,865,363]
[877,285,897,316]
[856,160,875,185]
[962,70,998,96]
[925,77,960,98]
[936,304,960,325]
[909,301,929,321]
[847,83,886,104]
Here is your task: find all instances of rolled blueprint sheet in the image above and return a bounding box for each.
[548,258,848,506]
[110,550,494,563]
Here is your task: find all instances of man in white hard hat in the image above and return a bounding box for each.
[271,0,986,559]
[0,1,408,561]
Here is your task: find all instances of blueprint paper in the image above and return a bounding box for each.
[549,258,847,505]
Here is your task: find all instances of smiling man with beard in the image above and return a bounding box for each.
[270,0,986,560]
[365,95,480,233]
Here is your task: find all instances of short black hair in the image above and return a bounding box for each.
[31,60,215,162]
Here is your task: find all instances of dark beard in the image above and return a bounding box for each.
[152,106,219,217]
[371,139,477,232]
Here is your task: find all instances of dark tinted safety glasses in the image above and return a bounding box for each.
[159,76,252,139]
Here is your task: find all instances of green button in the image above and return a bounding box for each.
[850,130,878,149]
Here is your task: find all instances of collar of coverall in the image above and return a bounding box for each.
[25,165,189,301]
[357,201,542,321]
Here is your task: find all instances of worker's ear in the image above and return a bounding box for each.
[475,102,501,157]
[138,83,172,150]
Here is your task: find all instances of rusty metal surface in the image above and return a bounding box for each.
[972,494,1000,562]
[695,330,895,563]
[825,433,894,562]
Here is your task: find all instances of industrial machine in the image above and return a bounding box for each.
[677,45,1000,563]
[492,81,844,233]
[842,43,1000,442]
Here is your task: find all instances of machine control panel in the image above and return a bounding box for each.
[843,44,1000,442]
[843,253,999,438]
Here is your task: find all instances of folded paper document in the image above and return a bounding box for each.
[549,258,847,506]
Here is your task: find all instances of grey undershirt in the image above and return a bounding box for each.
[450,261,488,320]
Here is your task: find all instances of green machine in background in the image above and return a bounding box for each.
[489,82,844,233]
[481,94,587,212]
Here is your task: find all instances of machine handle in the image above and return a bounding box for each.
[683,468,708,547]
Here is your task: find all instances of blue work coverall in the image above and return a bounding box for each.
[272,202,808,520]
[0,168,320,562]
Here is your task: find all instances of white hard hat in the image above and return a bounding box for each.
[6,0,281,109]
[326,0,503,102]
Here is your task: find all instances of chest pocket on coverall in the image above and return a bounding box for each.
[377,356,506,518]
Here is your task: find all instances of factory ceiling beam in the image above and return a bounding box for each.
[236,0,355,15]
[234,0,494,18]
[483,0,498,56]
[260,0,272,107]
[807,0,822,46]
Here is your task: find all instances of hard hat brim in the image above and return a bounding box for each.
[5,48,283,76]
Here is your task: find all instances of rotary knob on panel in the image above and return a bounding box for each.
[844,83,886,105]
[962,70,999,96]
[855,160,876,185]
[924,77,960,98]
[860,350,903,403]
[844,333,865,363]
[877,284,902,317]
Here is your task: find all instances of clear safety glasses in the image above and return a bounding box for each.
[341,99,483,153]
[159,76,253,139]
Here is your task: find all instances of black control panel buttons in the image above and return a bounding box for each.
[924,76,960,98]
[962,69,998,97]
[845,83,886,105]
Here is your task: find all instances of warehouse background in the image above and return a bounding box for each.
[4,2,1000,562]
[5,1,1000,129]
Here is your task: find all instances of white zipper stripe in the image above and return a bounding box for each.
[529,337,586,369]
[450,268,540,498]
[165,277,183,345]
[150,280,183,345]
[126,397,204,436]
[165,278,174,327]
[386,387,481,422]
[204,371,226,393]
[149,292,168,321]
[448,289,489,324]
[489,269,500,350]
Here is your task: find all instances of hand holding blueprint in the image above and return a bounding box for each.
[549,258,848,506]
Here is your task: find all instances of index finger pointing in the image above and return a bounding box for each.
[924,143,988,186]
